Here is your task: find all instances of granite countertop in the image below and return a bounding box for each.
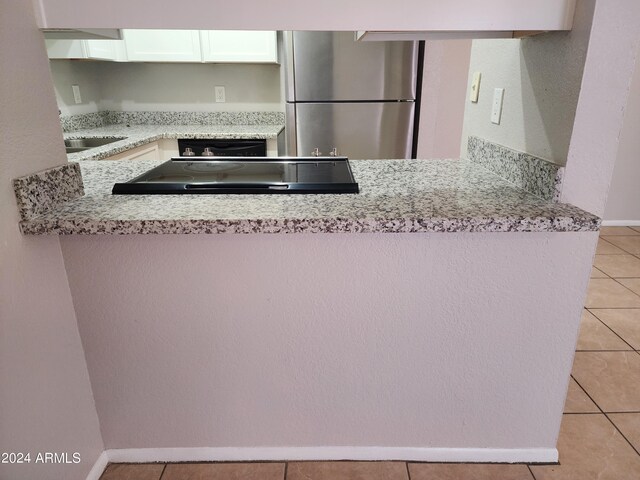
[17,158,600,235]
[65,124,284,161]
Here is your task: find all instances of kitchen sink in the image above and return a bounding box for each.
[64,137,126,153]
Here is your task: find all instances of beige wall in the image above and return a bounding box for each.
[50,60,103,115]
[603,59,640,223]
[0,1,104,479]
[460,0,596,165]
[417,40,472,159]
[50,61,282,115]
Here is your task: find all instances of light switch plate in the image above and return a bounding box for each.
[72,84,82,104]
[491,88,504,124]
[215,86,226,103]
[470,72,481,103]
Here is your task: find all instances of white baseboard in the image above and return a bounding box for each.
[86,451,110,480]
[96,446,557,467]
[601,220,640,226]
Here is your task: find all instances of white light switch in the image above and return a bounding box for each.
[491,88,505,124]
[470,72,481,103]
[215,86,226,103]
[72,84,82,104]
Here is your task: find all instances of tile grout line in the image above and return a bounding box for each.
[597,237,631,254]
[584,308,637,350]
[570,374,605,414]
[601,233,640,244]
[602,413,640,458]
[571,375,640,458]
[405,461,412,480]
[598,236,639,256]
[610,275,640,295]
[527,463,538,480]
[158,464,167,480]
[563,412,606,415]
[284,461,288,480]
[576,349,634,352]
[587,305,640,312]
[591,266,610,279]
[595,271,640,281]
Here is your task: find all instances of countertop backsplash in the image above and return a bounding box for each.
[467,136,564,202]
[61,110,285,132]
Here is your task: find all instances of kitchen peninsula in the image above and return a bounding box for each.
[11,151,598,464]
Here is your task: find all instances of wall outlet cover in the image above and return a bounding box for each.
[215,86,226,103]
[491,88,505,124]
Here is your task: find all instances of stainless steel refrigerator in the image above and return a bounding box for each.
[283,31,420,159]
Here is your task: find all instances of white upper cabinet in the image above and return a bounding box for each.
[122,30,202,62]
[200,31,277,63]
[46,40,86,59]
[85,39,127,61]
[46,39,126,60]
[46,30,278,63]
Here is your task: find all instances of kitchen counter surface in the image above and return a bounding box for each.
[17,158,600,235]
[65,124,284,161]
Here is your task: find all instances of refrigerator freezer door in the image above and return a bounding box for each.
[293,102,414,160]
[290,31,418,102]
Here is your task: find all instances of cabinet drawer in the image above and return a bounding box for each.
[104,142,160,161]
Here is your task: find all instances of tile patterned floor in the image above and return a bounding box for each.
[100,227,640,480]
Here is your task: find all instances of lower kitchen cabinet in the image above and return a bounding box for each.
[101,138,279,161]
[103,139,178,161]
[104,141,160,161]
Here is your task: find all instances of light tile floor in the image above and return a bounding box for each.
[100,227,640,480]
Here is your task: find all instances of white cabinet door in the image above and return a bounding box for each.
[104,142,160,161]
[46,39,125,60]
[200,31,277,63]
[84,39,127,61]
[45,39,87,59]
[123,30,202,62]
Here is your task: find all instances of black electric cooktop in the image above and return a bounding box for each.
[112,157,359,195]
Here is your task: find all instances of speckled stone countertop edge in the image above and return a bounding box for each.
[19,216,601,236]
[15,158,601,236]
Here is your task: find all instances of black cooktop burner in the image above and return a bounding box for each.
[112,157,359,195]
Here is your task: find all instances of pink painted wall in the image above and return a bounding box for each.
[417,40,472,159]
[60,232,595,457]
[0,1,104,479]
[561,0,640,217]
[603,58,640,223]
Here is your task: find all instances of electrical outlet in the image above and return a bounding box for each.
[215,86,226,103]
[491,88,504,124]
[72,84,82,104]
[470,72,481,103]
